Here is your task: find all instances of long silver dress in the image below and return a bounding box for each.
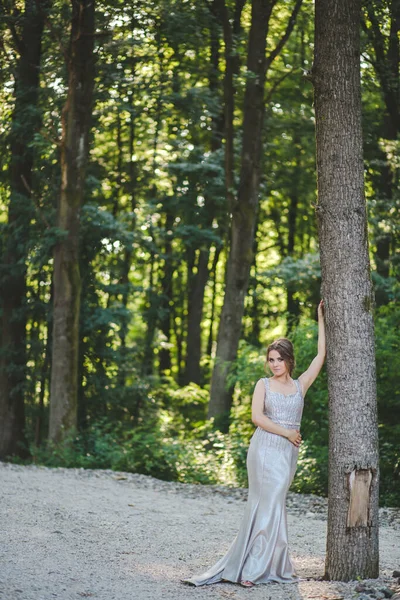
[184,377,304,586]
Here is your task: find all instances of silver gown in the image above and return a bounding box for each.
[184,377,304,586]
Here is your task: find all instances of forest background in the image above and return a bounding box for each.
[0,0,399,506]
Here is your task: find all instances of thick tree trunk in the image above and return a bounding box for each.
[312,0,379,581]
[208,0,274,428]
[0,0,45,458]
[49,0,96,443]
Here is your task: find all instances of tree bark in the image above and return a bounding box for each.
[312,0,379,580]
[49,0,96,443]
[0,0,45,458]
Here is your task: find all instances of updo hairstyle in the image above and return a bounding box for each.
[266,338,296,376]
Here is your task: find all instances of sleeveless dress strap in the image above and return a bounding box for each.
[261,377,269,404]
[294,378,303,397]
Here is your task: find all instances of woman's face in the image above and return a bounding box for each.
[267,349,288,376]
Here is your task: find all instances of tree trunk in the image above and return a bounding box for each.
[206,246,222,357]
[0,0,45,458]
[49,0,96,443]
[312,0,379,580]
[208,0,303,426]
[183,248,210,384]
[247,234,261,346]
[287,140,301,330]
[142,240,158,376]
[208,0,274,428]
[182,9,224,384]
[159,212,174,374]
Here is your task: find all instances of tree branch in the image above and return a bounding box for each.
[0,1,25,55]
[34,0,69,63]
[265,67,296,103]
[265,0,303,71]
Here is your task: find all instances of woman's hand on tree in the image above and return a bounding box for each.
[318,299,325,320]
[286,429,302,447]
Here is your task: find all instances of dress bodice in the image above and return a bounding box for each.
[262,377,303,429]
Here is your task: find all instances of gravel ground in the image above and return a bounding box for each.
[1,461,399,600]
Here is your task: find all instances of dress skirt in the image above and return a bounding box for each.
[183,426,300,586]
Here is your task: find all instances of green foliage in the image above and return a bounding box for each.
[29,422,179,481]
[263,253,321,294]
[19,303,400,506]
[374,304,400,505]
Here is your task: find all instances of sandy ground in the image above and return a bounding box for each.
[1,462,399,600]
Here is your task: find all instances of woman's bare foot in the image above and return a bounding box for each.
[240,580,255,587]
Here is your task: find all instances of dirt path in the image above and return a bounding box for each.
[1,462,399,600]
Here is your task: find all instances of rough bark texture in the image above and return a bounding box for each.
[208,0,274,427]
[0,0,45,458]
[312,0,379,581]
[49,0,95,443]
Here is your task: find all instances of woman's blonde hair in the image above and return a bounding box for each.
[266,338,295,376]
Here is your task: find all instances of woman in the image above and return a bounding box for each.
[183,301,325,588]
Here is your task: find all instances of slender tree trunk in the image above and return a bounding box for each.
[49,0,96,443]
[206,246,222,357]
[142,239,158,376]
[171,265,185,384]
[215,0,236,212]
[143,30,164,375]
[312,0,379,580]
[183,11,224,384]
[208,0,274,427]
[208,0,303,426]
[246,234,261,346]
[0,0,45,458]
[118,59,138,359]
[183,248,210,384]
[35,311,52,447]
[287,139,301,330]
[159,212,173,374]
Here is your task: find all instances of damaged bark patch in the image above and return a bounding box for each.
[347,468,373,527]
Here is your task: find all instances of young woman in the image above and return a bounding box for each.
[183,301,325,588]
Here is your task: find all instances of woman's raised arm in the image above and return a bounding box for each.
[298,300,326,397]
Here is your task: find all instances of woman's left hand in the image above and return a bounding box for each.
[317,299,324,320]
